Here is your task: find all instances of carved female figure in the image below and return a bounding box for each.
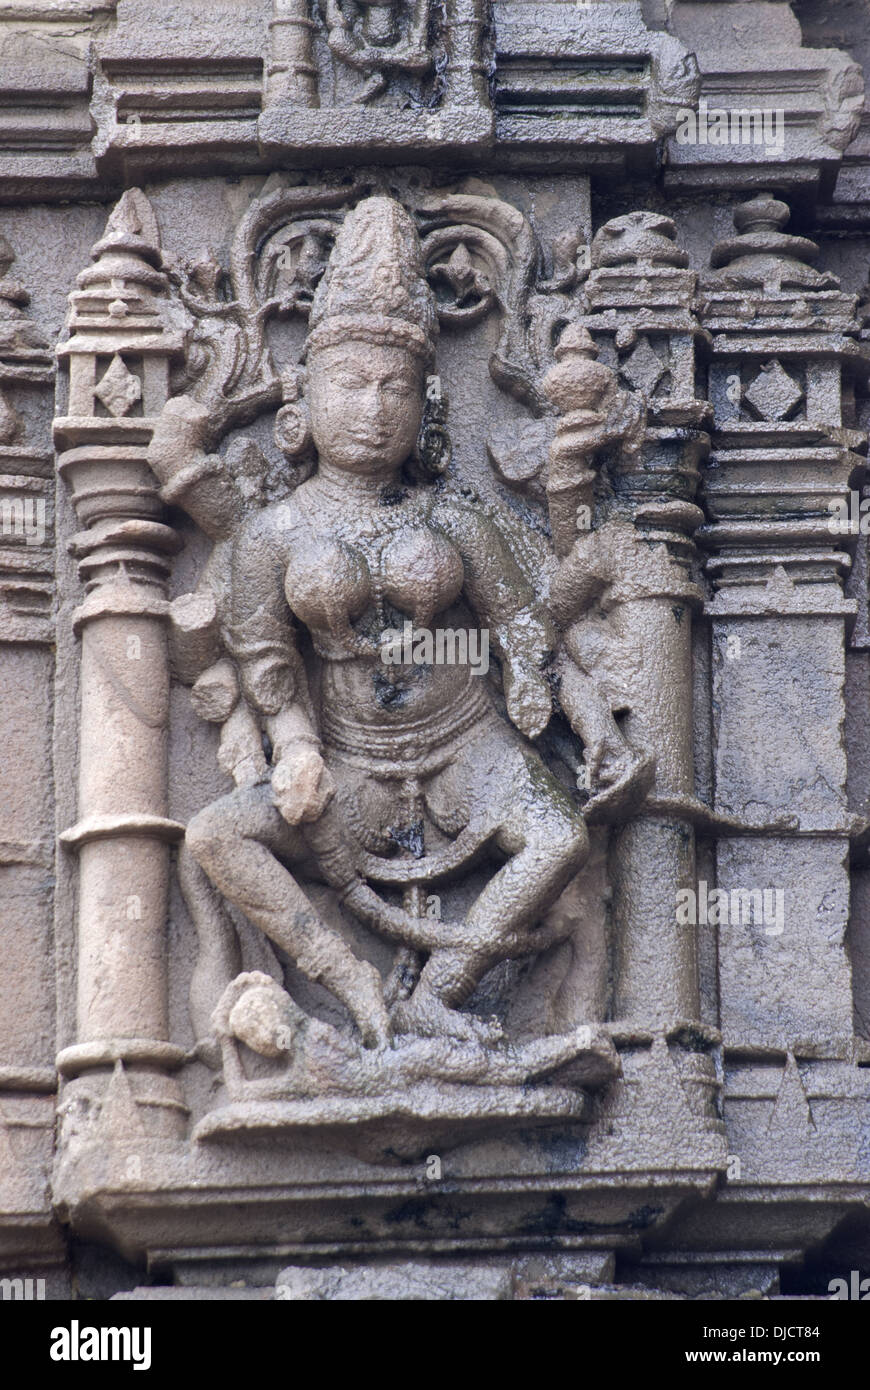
[167,197,589,1052]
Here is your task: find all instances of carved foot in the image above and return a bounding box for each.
[356,72,388,105]
[194,1034,223,1070]
[347,961,392,1049]
[583,751,655,822]
[392,989,503,1044]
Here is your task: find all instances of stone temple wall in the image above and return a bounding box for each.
[2,0,870,1303]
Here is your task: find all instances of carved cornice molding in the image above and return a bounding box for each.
[0,0,858,201]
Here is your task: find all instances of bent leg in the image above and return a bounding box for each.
[178,842,242,1063]
[186,785,390,1046]
[396,724,588,1037]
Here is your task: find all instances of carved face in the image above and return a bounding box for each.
[306,340,425,476]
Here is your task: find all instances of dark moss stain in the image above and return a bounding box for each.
[373,669,405,707]
[383,1198,432,1229]
[380,483,409,506]
[384,1197,471,1232]
[523,749,579,822]
[388,819,425,858]
[524,1127,588,1170]
[626,1203,665,1231]
[672,1023,714,1053]
[519,1192,663,1237]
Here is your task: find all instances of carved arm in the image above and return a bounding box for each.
[432,494,555,740]
[227,514,334,824]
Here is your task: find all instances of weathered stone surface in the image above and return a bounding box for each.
[0,0,870,1305]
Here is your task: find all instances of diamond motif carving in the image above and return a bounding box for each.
[744,359,803,421]
[95,354,142,418]
[620,336,667,398]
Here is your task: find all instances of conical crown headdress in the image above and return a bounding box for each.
[306,196,437,362]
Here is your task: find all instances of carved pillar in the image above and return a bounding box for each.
[698,193,867,1056]
[53,191,186,1140]
[265,0,319,108]
[578,212,711,1031]
[443,0,489,113]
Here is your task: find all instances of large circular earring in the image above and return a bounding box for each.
[274,370,314,479]
[274,399,311,460]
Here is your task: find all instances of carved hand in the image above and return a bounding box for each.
[147,394,212,485]
[271,745,336,825]
[503,660,553,741]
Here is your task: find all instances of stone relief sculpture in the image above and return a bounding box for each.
[1,0,866,1309]
[321,0,435,105]
[261,0,449,117]
[541,322,655,816]
[52,175,718,1190]
[134,187,694,1133]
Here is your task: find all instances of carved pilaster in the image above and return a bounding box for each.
[0,236,54,648]
[698,192,867,1056]
[265,0,319,109]
[577,212,710,1034]
[53,191,187,1148]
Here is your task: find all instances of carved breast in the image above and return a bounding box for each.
[284,531,371,637]
[378,526,464,627]
[283,503,466,649]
